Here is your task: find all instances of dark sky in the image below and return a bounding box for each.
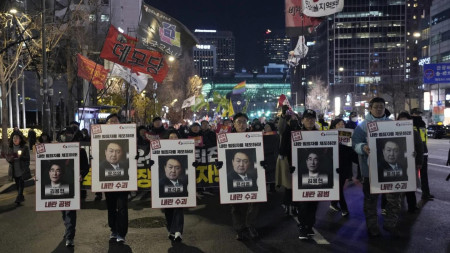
[144,0,286,70]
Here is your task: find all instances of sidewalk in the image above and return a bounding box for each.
[0,150,36,194]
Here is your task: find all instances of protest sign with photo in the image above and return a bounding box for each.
[151,139,196,208]
[91,124,137,192]
[217,132,267,204]
[292,131,339,201]
[367,120,416,193]
[35,143,80,211]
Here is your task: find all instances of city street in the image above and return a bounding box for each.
[0,139,449,253]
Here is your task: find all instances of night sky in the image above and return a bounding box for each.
[144,0,286,71]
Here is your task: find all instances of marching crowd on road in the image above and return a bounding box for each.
[3,96,438,248]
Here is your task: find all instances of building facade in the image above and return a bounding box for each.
[194,29,235,76]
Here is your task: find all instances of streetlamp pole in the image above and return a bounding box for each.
[42,0,50,134]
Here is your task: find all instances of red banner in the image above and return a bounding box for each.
[100,25,169,83]
[76,54,109,90]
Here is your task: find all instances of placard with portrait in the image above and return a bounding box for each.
[91,124,138,192]
[217,132,267,204]
[35,143,80,211]
[367,120,416,193]
[150,139,196,208]
[292,131,339,201]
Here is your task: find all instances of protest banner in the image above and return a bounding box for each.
[35,143,80,211]
[217,132,267,204]
[338,128,353,147]
[91,124,138,192]
[367,120,416,193]
[151,139,196,208]
[292,130,339,201]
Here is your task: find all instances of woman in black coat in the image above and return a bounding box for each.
[6,132,31,204]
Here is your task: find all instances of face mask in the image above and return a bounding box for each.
[351,117,358,122]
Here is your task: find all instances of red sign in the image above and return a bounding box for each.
[100,25,169,83]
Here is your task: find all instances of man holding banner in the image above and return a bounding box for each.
[352,97,402,237]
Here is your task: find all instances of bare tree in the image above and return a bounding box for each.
[0,12,38,152]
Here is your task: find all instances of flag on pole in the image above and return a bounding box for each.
[222,99,235,117]
[100,25,169,83]
[232,81,246,95]
[110,64,149,93]
[278,94,292,109]
[181,96,195,109]
[137,3,198,57]
[76,54,109,90]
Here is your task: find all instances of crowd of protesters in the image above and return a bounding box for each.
[4,96,437,247]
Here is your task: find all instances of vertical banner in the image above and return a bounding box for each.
[91,124,138,192]
[217,132,267,204]
[285,0,323,37]
[137,145,152,190]
[150,139,196,208]
[35,143,80,211]
[292,131,339,201]
[367,121,416,194]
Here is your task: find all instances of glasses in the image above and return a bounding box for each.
[235,120,247,125]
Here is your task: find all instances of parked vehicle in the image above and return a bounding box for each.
[427,125,446,139]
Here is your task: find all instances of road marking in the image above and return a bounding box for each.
[428,163,450,173]
[292,216,330,244]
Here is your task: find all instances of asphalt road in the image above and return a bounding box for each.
[0,140,449,253]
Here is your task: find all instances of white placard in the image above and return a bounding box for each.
[367,120,416,194]
[35,143,80,211]
[91,124,138,192]
[338,128,353,147]
[150,139,197,208]
[302,0,344,17]
[292,131,339,201]
[217,132,267,204]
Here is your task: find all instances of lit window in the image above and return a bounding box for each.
[89,14,96,21]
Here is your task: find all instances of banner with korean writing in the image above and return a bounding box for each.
[367,120,416,194]
[100,25,169,83]
[137,3,198,58]
[91,124,138,192]
[302,0,344,17]
[35,143,80,211]
[217,132,267,204]
[338,128,353,147]
[423,63,450,84]
[291,131,339,201]
[150,139,196,208]
[285,0,323,37]
[77,54,109,90]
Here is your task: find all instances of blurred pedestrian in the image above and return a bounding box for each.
[28,128,36,151]
[6,132,31,204]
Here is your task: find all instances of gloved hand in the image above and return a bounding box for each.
[289,166,295,174]
[282,105,289,115]
[149,160,154,167]
[215,159,224,169]
[192,161,199,168]
[260,161,267,170]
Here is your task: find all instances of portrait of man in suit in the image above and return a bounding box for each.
[42,160,74,199]
[298,148,334,189]
[377,138,408,182]
[226,149,258,193]
[159,155,188,198]
[99,140,130,181]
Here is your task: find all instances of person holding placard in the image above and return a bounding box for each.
[161,130,186,242]
[6,132,31,204]
[103,113,129,243]
[229,112,260,240]
[297,109,320,240]
[352,97,402,237]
